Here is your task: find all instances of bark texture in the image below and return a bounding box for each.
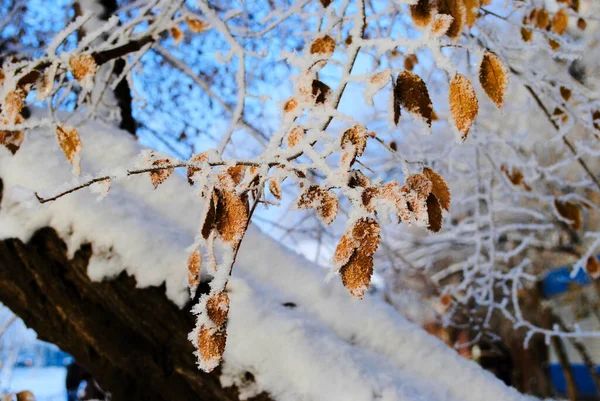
[0,226,268,401]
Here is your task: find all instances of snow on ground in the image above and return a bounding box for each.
[0,117,537,401]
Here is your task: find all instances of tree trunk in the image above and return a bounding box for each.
[0,227,268,401]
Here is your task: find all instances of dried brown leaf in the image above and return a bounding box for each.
[185,16,209,33]
[317,190,338,226]
[437,0,466,39]
[319,0,332,7]
[312,79,331,104]
[216,188,249,245]
[287,127,304,148]
[69,54,97,84]
[577,18,587,30]
[206,292,230,326]
[535,8,550,29]
[198,326,226,370]
[479,52,508,109]
[149,159,174,189]
[410,0,435,27]
[586,256,600,278]
[464,0,480,28]
[404,54,419,71]
[340,251,374,299]
[348,169,370,188]
[449,73,479,141]
[560,86,572,102]
[394,71,433,126]
[188,249,202,291]
[422,167,450,211]
[170,25,184,45]
[269,180,282,200]
[310,35,335,55]
[430,14,454,37]
[500,165,524,186]
[555,199,582,230]
[56,125,82,175]
[552,9,569,35]
[426,193,443,232]
[283,97,298,114]
[0,129,24,154]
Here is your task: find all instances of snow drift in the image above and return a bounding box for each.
[0,118,534,401]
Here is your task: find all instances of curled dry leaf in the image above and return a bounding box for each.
[188,249,202,292]
[422,167,450,211]
[586,256,600,278]
[500,165,524,186]
[198,326,227,372]
[206,292,230,326]
[69,54,97,87]
[437,0,466,39]
[337,218,381,299]
[348,169,370,188]
[555,199,582,230]
[170,25,184,45]
[56,125,82,175]
[479,52,509,109]
[150,159,174,189]
[404,54,418,71]
[185,16,209,33]
[449,74,479,141]
[269,180,282,200]
[552,9,568,35]
[394,71,433,126]
[430,14,454,37]
[310,35,335,56]
[410,0,435,27]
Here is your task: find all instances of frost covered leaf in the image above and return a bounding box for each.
[3,90,25,120]
[269,180,282,200]
[337,218,381,299]
[364,71,390,106]
[317,190,338,226]
[56,125,82,175]
[426,194,443,232]
[226,166,246,186]
[422,167,450,211]
[437,0,466,39]
[341,124,368,166]
[185,16,209,33]
[0,129,24,154]
[310,35,335,56]
[410,0,434,28]
[430,14,454,37]
[198,326,226,372]
[216,188,249,246]
[188,249,202,292]
[552,9,569,35]
[586,256,600,278]
[283,98,299,114]
[555,199,582,230]
[464,0,480,28]
[69,54,97,88]
[394,71,433,126]
[187,152,209,185]
[286,126,304,148]
[206,292,230,326]
[449,74,479,141]
[348,169,370,188]
[479,52,508,109]
[170,25,184,45]
[149,159,174,189]
[36,63,57,101]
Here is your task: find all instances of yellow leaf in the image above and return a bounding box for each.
[479,52,509,108]
[449,73,479,141]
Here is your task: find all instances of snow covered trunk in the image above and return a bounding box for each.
[0,227,266,401]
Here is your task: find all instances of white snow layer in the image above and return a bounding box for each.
[0,120,535,401]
